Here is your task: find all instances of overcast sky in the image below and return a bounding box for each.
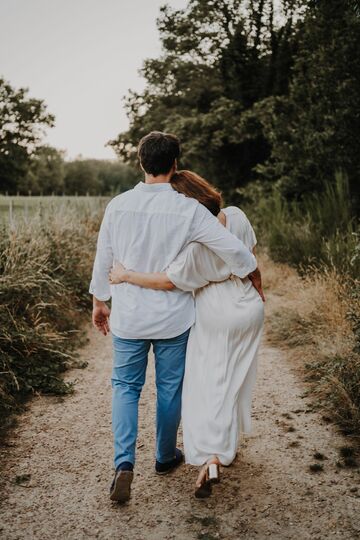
[0,0,188,159]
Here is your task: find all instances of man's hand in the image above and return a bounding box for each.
[92,297,111,336]
[248,267,265,302]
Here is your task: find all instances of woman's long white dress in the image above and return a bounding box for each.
[167,206,265,466]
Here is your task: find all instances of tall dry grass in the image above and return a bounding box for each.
[260,252,360,436]
[242,173,360,436]
[244,172,359,279]
[0,200,106,431]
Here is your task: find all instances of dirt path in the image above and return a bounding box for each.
[1,293,359,540]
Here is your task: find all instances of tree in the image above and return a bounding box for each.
[111,0,359,209]
[257,0,360,208]
[64,159,101,195]
[0,78,55,194]
[109,0,301,199]
[63,159,138,195]
[23,146,65,195]
[96,160,138,194]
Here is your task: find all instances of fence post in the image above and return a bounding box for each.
[9,199,13,227]
[25,198,29,222]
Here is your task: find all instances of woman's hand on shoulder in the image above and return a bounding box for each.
[109,261,128,284]
[217,211,226,226]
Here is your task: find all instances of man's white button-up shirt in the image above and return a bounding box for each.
[89,181,257,339]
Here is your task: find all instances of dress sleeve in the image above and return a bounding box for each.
[225,207,257,251]
[166,243,209,292]
[166,243,232,292]
[188,204,257,278]
[243,214,257,251]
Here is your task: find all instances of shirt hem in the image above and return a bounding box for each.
[110,318,195,340]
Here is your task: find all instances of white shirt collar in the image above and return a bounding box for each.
[134,181,174,192]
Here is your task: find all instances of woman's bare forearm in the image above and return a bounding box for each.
[123,270,175,290]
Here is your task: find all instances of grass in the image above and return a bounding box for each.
[0,198,107,432]
[245,172,360,279]
[0,195,108,223]
[260,251,360,439]
[309,463,324,473]
[14,474,31,485]
[313,452,326,460]
[339,446,355,458]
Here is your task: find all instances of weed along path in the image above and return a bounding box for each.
[0,293,359,540]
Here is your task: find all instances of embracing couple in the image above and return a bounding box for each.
[89,131,265,502]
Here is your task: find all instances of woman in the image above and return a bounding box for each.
[109,171,265,498]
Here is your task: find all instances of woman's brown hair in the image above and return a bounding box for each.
[170,170,223,216]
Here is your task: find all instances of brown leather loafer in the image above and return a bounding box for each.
[109,469,134,502]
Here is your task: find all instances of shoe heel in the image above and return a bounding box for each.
[110,470,133,503]
[208,463,220,484]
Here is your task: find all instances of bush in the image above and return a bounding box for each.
[244,172,359,278]
[0,200,105,429]
[261,253,360,436]
[251,171,360,436]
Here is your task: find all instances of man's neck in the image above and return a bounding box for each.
[144,172,172,184]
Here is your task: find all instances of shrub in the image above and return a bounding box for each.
[0,200,105,429]
[244,172,359,278]
[261,253,360,436]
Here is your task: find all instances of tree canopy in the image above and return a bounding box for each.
[110,0,360,210]
[0,77,55,194]
[0,78,138,196]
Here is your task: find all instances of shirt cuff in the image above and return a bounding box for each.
[89,283,111,301]
[230,254,257,279]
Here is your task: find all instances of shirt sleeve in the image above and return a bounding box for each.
[188,204,257,278]
[89,206,113,301]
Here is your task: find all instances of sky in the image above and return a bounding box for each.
[0,0,188,159]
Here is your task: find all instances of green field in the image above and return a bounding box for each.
[0,195,109,224]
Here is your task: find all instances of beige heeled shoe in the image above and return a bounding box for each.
[194,457,221,499]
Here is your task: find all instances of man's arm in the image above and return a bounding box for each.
[189,204,257,278]
[89,207,113,334]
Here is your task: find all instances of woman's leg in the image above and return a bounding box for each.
[194,456,221,498]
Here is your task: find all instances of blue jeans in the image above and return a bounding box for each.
[111,329,190,470]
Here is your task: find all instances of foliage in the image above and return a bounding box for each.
[110,0,359,212]
[109,0,303,198]
[0,148,138,196]
[0,77,55,194]
[23,146,66,195]
[0,200,105,428]
[0,78,138,196]
[257,0,360,206]
[262,253,360,437]
[63,159,138,196]
[244,172,360,278]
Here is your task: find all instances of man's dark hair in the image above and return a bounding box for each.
[138,131,180,176]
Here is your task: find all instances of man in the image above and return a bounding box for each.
[89,131,258,503]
